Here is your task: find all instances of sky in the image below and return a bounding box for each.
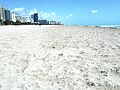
[0,0,120,25]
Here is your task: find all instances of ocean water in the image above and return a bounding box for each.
[92,25,120,28]
[74,24,120,28]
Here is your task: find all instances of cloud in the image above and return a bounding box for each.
[39,11,63,21]
[13,7,27,16]
[13,7,63,21]
[65,14,74,18]
[27,8,62,20]
[13,7,24,12]
[39,11,55,20]
[28,9,38,15]
[91,10,98,13]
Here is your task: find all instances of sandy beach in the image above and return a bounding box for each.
[0,25,120,90]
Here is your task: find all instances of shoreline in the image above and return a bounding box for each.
[1,24,120,29]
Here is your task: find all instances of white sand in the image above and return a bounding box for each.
[0,25,120,90]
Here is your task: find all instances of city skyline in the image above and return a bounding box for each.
[0,6,60,25]
[0,0,120,25]
[0,6,31,23]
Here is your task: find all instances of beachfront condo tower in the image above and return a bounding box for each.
[34,13,38,22]
[0,6,5,21]
[5,10,12,21]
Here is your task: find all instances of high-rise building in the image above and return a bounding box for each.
[50,21,58,25]
[0,6,5,21]
[34,13,38,22]
[21,17,30,22]
[31,15,34,19]
[47,21,49,25]
[11,12,16,22]
[5,10,12,21]
[16,16,30,23]
[39,20,48,25]
[30,14,34,23]
[15,16,22,22]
